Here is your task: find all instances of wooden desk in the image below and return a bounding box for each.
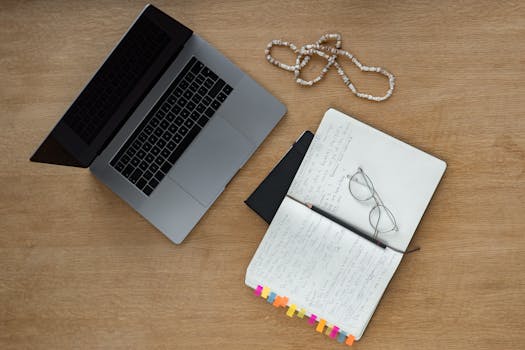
[1,1,524,349]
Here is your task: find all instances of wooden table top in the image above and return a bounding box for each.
[1,1,524,349]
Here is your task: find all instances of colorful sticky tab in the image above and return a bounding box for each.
[329,326,339,339]
[325,326,333,336]
[267,292,276,303]
[297,308,306,319]
[345,334,355,346]
[316,319,326,333]
[308,314,317,325]
[254,285,263,296]
[273,296,282,307]
[337,331,347,343]
[286,304,297,317]
[261,286,270,299]
[280,296,289,307]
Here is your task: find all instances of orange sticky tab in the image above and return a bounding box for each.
[273,296,282,307]
[286,304,297,317]
[325,326,333,336]
[316,319,326,333]
[297,308,306,319]
[280,296,289,307]
[345,334,355,346]
[261,286,270,299]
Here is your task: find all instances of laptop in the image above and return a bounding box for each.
[30,4,286,244]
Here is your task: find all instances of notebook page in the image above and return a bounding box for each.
[245,196,402,340]
[288,108,446,251]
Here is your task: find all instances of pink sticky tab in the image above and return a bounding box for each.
[254,285,263,296]
[330,326,339,339]
[308,314,317,325]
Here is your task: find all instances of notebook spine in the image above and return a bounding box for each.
[253,284,355,346]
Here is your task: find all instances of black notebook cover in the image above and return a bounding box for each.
[244,131,314,224]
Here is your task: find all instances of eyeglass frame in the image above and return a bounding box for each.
[347,167,399,238]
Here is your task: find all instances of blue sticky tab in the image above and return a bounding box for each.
[267,292,277,303]
[337,331,347,343]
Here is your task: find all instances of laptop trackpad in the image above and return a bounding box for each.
[168,116,254,206]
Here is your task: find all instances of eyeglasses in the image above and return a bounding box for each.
[347,167,398,239]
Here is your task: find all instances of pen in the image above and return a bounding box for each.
[286,195,387,249]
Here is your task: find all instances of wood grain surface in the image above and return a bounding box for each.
[1,1,524,349]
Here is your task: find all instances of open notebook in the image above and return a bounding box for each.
[245,108,446,344]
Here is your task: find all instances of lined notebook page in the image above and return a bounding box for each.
[246,196,402,340]
[288,108,446,251]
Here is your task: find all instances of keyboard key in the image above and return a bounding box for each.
[151,118,160,127]
[161,162,172,173]
[191,61,204,74]
[162,131,172,141]
[131,157,140,166]
[151,146,161,156]
[177,97,187,107]
[183,90,192,99]
[197,115,209,128]
[217,92,228,102]
[161,148,171,158]
[211,100,221,110]
[204,107,215,118]
[195,74,205,84]
[166,112,176,122]
[132,140,142,149]
[181,109,190,118]
[196,103,206,113]
[203,96,212,105]
[171,105,181,114]
[130,169,143,183]
[202,67,218,80]
[144,126,153,134]
[138,132,148,142]
[189,82,199,92]
[185,72,195,82]
[209,79,225,98]
[155,156,164,166]
[184,119,193,128]
[150,163,159,173]
[123,165,134,178]
[168,124,178,133]
[137,178,147,190]
[148,135,158,144]
[143,170,153,180]
[167,96,177,105]
[223,84,233,94]
[198,86,208,96]
[157,139,166,148]
[179,80,189,89]
[191,94,202,104]
[139,161,148,171]
[154,171,164,181]
[174,134,182,143]
[157,110,166,118]
[126,147,137,158]
[115,162,125,171]
[149,178,160,188]
[174,116,184,126]
[203,78,214,88]
[190,111,200,120]
[160,104,171,113]
[143,185,153,196]
[174,88,183,97]
[167,141,176,150]
[143,142,152,151]
[137,150,146,159]
[154,128,163,137]
[186,101,196,111]
[160,120,169,129]
[179,126,188,135]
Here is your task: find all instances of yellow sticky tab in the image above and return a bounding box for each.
[316,319,326,333]
[286,304,297,317]
[297,308,306,319]
[261,286,270,299]
[325,326,333,336]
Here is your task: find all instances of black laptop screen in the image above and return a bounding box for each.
[63,16,170,144]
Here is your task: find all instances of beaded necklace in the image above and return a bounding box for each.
[265,33,395,102]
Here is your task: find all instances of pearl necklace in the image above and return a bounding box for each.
[265,33,395,102]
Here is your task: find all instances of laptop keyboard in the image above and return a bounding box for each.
[110,57,233,196]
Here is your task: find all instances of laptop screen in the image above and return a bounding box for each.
[31,5,192,167]
[63,16,170,145]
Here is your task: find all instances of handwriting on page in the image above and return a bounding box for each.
[246,197,402,337]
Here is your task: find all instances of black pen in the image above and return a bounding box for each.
[286,195,387,249]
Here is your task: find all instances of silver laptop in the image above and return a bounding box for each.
[30,4,286,244]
